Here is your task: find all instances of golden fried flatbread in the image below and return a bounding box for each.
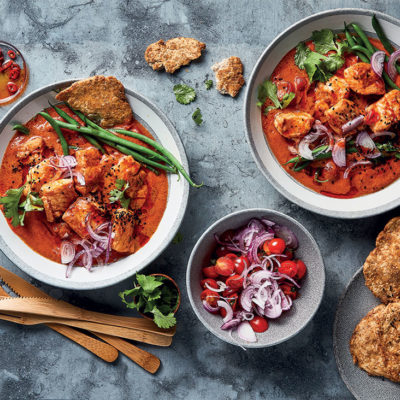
[363,217,400,303]
[212,56,245,97]
[145,37,206,74]
[56,76,133,128]
[350,301,400,383]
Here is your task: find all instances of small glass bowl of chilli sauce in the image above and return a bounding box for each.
[0,41,29,106]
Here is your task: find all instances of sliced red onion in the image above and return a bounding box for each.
[298,131,323,160]
[85,214,109,242]
[280,291,293,311]
[250,270,273,285]
[50,155,77,169]
[355,131,381,158]
[221,318,241,330]
[388,49,400,81]
[202,300,220,313]
[343,160,372,179]
[237,321,257,342]
[371,51,385,77]
[61,241,75,264]
[105,223,113,264]
[342,115,364,133]
[274,225,298,249]
[370,131,396,139]
[248,232,274,263]
[332,138,346,167]
[217,300,234,323]
[206,281,226,293]
[66,249,85,278]
[240,285,257,312]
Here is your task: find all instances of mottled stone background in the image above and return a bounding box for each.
[0,1,398,399]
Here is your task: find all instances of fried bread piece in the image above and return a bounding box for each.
[212,56,245,97]
[350,301,400,382]
[55,76,133,128]
[364,217,400,303]
[145,37,206,74]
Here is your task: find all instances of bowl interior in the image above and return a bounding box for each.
[0,81,189,289]
[245,9,400,218]
[186,209,325,348]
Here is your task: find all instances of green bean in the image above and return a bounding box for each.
[372,15,394,53]
[114,129,203,188]
[50,103,106,154]
[12,124,29,135]
[345,29,369,62]
[382,70,400,90]
[350,45,372,58]
[39,112,69,155]
[49,117,172,165]
[351,23,375,55]
[98,138,172,174]
[371,15,400,75]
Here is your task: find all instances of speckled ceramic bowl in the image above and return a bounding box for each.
[186,209,325,348]
[0,80,189,290]
[244,9,400,218]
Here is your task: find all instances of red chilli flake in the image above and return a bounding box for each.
[8,69,19,80]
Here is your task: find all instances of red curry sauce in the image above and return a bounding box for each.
[261,37,400,198]
[0,106,168,264]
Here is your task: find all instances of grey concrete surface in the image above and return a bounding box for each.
[0,1,398,399]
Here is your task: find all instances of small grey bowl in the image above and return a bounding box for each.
[186,208,325,348]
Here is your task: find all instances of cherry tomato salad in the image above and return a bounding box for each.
[200,218,307,343]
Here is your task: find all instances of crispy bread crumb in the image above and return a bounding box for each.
[56,76,133,128]
[212,56,245,97]
[145,37,206,74]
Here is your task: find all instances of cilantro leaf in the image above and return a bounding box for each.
[294,42,311,70]
[109,180,130,209]
[136,274,163,293]
[205,79,213,90]
[192,108,203,126]
[0,186,25,226]
[281,92,296,108]
[257,80,281,108]
[295,30,348,84]
[152,306,176,329]
[257,80,295,114]
[173,84,196,105]
[18,192,44,226]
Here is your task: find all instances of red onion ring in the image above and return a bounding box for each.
[388,49,400,81]
[202,300,219,313]
[61,241,75,264]
[370,51,385,77]
[343,160,372,179]
[221,318,241,330]
[355,131,381,158]
[332,138,346,167]
[370,131,396,139]
[217,300,233,323]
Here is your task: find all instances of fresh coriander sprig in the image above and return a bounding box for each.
[109,179,130,209]
[173,84,196,105]
[119,274,179,329]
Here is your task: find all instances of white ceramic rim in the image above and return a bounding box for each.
[244,8,400,219]
[186,208,325,348]
[0,79,189,290]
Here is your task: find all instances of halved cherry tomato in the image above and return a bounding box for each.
[278,260,298,278]
[215,246,232,257]
[200,289,219,307]
[234,255,249,274]
[295,260,307,280]
[7,50,16,59]
[203,266,218,279]
[222,287,239,297]
[225,253,238,260]
[249,316,269,333]
[263,238,286,255]
[220,293,239,318]
[200,278,218,290]
[284,249,294,260]
[215,256,235,276]
[280,283,298,300]
[8,68,19,80]
[226,274,244,289]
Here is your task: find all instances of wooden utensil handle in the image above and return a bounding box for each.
[93,333,160,373]
[47,323,119,363]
